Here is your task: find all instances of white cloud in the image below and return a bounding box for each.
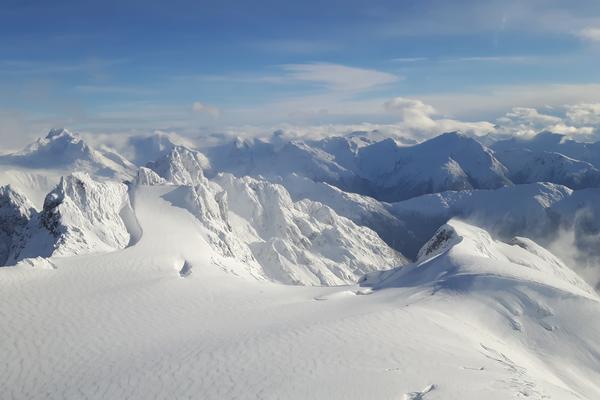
[499,107,562,125]
[496,105,598,139]
[443,56,539,64]
[192,102,220,117]
[280,63,399,92]
[417,83,600,119]
[384,97,437,130]
[565,103,600,125]
[384,97,495,138]
[577,27,600,41]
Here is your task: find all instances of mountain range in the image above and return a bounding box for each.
[2,128,600,399]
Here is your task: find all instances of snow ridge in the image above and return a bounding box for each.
[215,173,405,285]
[141,148,405,285]
[40,172,131,256]
[146,145,210,186]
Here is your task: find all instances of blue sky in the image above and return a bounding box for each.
[2,0,600,144]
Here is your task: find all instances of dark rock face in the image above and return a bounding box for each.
[0,186,36,266]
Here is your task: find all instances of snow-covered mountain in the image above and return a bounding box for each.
[3,127,600,399]
[204,137,366,193]
[275,173,414,252]
[203,131,513,201]
[39,172,135,257]
[371,219,593,295]
[138,148,406,285]
[360,220,600,398]
[492,131,600,169]
[145,144,211,186]
[0,172,137,266]
[355,132,511,201]
[214,173,405,285]
[494,148,600,189]
[0,128,136,180]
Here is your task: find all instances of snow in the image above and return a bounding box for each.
[2,128,600,399]
[215,173,405,285]
[0,129,136,180]
[388,182,574,258]
[494,147,600,189]
[133,166,166,186]
[0,172,134,266]
[2,203,599,399]
[276,173,411,251]
[146,145,210,186]
[139,143,405,285]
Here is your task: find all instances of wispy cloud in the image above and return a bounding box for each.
[392,55,541,64]
[279,63,399,92]
[184,63,400,93]
[443,55,539,63]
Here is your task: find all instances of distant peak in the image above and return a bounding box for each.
[533,131,565,143]
[439,131,466,140]
[45,128,78,141]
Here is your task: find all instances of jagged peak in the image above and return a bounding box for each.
[45,128,77,140]
[134,167,166,186]
[0,185,36,216]
[416,220,463,262]
[40,172,130,256]
[146,145,210,186]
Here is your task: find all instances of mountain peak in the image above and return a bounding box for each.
[45,128,77,140]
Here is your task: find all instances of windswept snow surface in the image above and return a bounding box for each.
[2,198,600,399]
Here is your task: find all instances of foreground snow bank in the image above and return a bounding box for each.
[2,214,599,399]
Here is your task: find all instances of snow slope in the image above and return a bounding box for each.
[139,145,405,285]
[356,132,511,201]
[215,173,406,285]
[276,173,414,251]
[494,148,600,189]
[365,219,600,399]
[2,128,600,399]
[492,131,600,168]
[2,204,599,399]
[145,145,210,186]
[388,182,573,258]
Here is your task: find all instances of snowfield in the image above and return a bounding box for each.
[1,129,600,399]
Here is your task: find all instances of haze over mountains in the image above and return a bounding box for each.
[2,127,600,399]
